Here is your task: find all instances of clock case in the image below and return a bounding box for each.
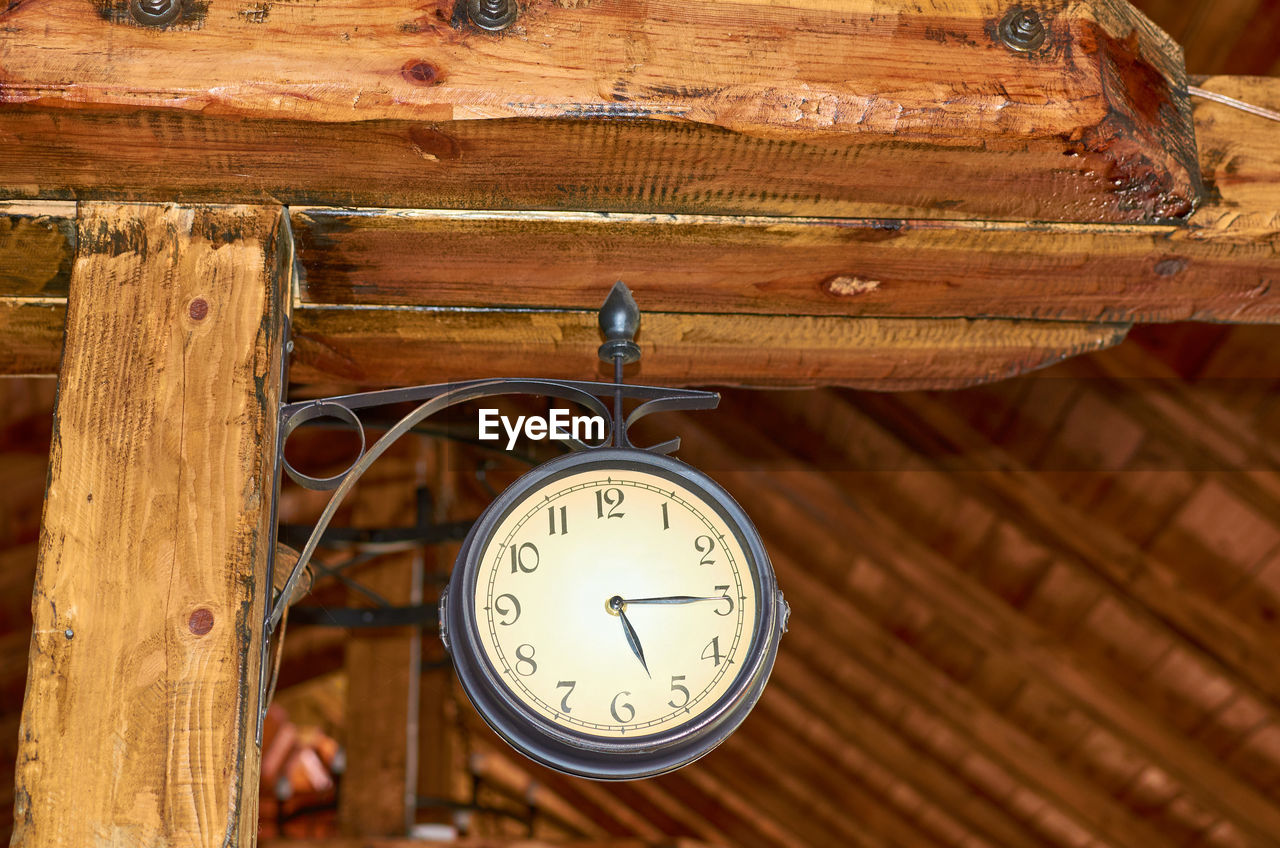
[441,446,786,781]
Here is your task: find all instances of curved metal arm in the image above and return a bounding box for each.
[269,377,718,633]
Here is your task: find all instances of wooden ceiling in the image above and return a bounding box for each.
[1,1,1279,847]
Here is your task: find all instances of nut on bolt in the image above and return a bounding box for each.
[468,0,517,32]
[999,7,1046,52]
[129,0,181,26]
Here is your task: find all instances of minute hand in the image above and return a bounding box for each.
[620,596,722,605]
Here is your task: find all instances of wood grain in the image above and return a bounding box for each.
[10,203,289,847]
[0,299,1129,389]
[288,307,1130,390]
[0,204,75,299]
[7,77,1275,326]
[705,395,1280,845]
[288,75,1278,323]
[0,0,1198,222]
[0,300,64,377]
[673,415,1173,848]
[338,446,422,837]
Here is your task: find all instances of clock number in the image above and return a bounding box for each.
[514,644,537,676]
[556,680,576,713]
[701,636,724,667]
[714,585,734,617]
[695,535,716,566]
[668,675,690,709]
[610,691,635,724]
[493,593,521,626]
[596,488,625,519]
[547,505,568,536]
[661,502,670,530]
[509,542,540,574]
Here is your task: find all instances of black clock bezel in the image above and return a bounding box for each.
[443,447,782,780]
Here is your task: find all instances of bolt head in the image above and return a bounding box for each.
[999,7,1046,52]
[468,0,517,32]
[129,0,180,26]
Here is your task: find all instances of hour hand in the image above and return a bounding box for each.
[620,610,650,677]
[609,596,650,677]
[621,595,721,605]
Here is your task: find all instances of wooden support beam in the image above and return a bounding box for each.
[282,76,1274,323]
[0,297,1127,390]
[338,445,424,837]
[0,300,64,378]
[288,307,1127,390]
[11,202,289,846]
[416,442,462,831]
[0,0,1198,222]
[0,203,74,298]
[7,77,1280,329]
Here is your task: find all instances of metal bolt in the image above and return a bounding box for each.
[64,629,74,640]
[998,8,1045,52]
[129,0,181,26]
[468,0,517,32]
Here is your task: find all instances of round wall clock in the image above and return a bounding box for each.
[441,447,788,780]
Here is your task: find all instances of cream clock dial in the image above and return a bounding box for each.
[475,467,758,737]
[443,448,786,780]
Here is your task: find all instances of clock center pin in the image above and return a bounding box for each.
[606,595,626,616]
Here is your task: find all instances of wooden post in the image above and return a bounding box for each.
[338,439,424,836]
[11,203,290,846]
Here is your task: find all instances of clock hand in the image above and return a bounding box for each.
[620,595,721,605]
[608,595,650,678]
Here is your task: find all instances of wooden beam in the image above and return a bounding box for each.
[288,306,1127,390]
[338,446,424,837]
[0,296,1128,389]
[0,0,1198,222]
[11,202,289,846]
[0,300,64,378]
[6,77,1276,334]
[0,203,74,298]
[284,76,1274,323]
[416,442,462,830]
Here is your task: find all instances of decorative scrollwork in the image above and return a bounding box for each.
[270,377,717,632]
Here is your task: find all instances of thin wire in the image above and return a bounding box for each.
[1188,85,1280,123]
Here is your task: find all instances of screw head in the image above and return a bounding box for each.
[129,0,180,26]
[468,0,517,32]
[999,8,1045,52]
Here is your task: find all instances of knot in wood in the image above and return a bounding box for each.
[188,608,214,636]
[401,60,442,86]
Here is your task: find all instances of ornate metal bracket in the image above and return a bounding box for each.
[256,282,719,740]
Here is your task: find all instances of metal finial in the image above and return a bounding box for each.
[598,281,641,366]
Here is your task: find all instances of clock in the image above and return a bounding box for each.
[441,446,787,780]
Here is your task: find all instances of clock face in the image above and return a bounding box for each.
[470,465,760,739]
